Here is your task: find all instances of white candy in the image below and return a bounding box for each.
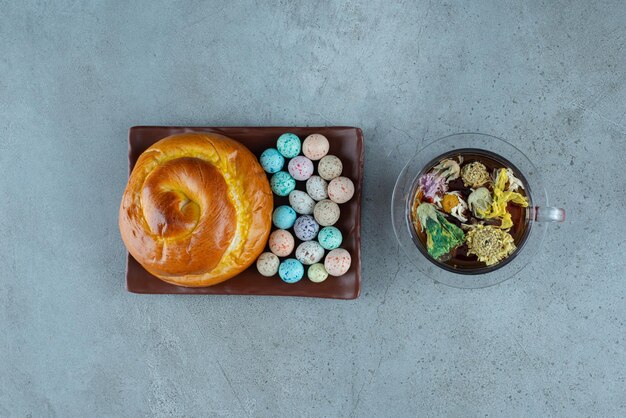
[306,176,328,201]
[256,252,280,277]
[295,241,325,265]
[289,190,316,215]
[314,199,340,226]
[318,155,343,181]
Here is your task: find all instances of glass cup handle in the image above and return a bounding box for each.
[534,206,566,222]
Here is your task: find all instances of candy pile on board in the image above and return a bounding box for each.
[255,132,355,284]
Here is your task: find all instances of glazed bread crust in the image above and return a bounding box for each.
[120,133,272,287]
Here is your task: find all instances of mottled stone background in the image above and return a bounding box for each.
[1,0,625,416]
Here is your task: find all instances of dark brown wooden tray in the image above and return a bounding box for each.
[125,126,363,299]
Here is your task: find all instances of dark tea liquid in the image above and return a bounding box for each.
[410,149,532,273]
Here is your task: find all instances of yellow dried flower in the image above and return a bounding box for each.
[461,162,490,188]
[482,169,528,229]
[441,193,459,213]
[466,225,516,266]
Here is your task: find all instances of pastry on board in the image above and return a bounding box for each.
[119,132,273,287]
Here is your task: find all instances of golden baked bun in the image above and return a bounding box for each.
[119,132,273,287]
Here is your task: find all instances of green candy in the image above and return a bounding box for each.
[277,133,301,158]
[270,171,296,196]
[318,226,342,250]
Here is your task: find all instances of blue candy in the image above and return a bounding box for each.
[279,258,304,283]
[270,171,296,196]
[272,205,297,229]
[260,148,285,173]
[276,133,301,158]
[317,226,343,250]
[293,215,320,241]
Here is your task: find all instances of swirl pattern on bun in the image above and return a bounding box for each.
[120,133,272,287]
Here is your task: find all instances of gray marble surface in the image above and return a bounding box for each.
[1,1,625,416]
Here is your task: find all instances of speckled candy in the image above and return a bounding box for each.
[270,171,296,196]
[288,156,314,181]
[313,199,340,226]
[293,215,320,241]
[327,176,355,204]
[288,190,315,215]
[259,148,284,173]
[279,258,304,283]
[306,176,328,201]
[324,248,351,276]
[276,133,301,158]
[268,229,295,257]
[318,155,343,180]
[307,263,329,283]
[295,241,325,265]
[317,226,343,250]
[302,134,330,160]
[272,205,297,229]
[256,252,280,277]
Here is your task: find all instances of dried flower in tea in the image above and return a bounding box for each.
[461,161,490,188]
[482,169,528,229]
[465,225,516,266]
[505,168,524,192]
[416,203,465,260]
[467,187,492,219]
[441,193,459,213]
[418,173,447,201]
[441,191,469,222]
[432,158,461,182]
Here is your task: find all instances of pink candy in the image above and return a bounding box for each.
[288,156,314,181]
[324,248,351,276]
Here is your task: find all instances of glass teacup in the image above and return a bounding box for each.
[391,133,565,288]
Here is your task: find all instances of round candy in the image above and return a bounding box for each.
[313,199,340,226]
[256,252,280,277]
[302,134,330,160]
[272,205,297,229]
[270,171,296,196]
[269,229,295,257]
[295,241,325,265]
[327,176,355,204]
[317,226,343,250]
[308,263,329,283]
[279,258,304,283]
[289,190,315,215]
[293,215,320,241]
[288,156,314,181]
[324,248,351,276]
[306,176,328,201]
[276,133,301,158]
[318,155,343,180]
[259,148,284,173]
